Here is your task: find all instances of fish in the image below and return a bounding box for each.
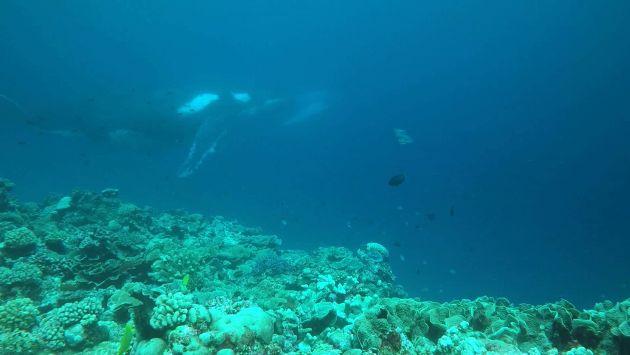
[388,174,406,187]
[393,128,413,145]
[449,206,455,217]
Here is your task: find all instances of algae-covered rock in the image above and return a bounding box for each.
[617,320,630,337]
[135,338,167,355]
[149,292,210,330]
[1,226,38,254]
[108,289,144,311]
[63,323,87,347]
[0,330,43,354]
[352,316,383,350]
[168,325,210,354]
[302,302,338,335]
[0,297,39,331]
[0,261,42,288]
[571,318,602,348]
[55,196,73,211]
[566,346,595,355]
[149,247,209,283]
[324,327,353,351]
[208,306,274,345]
[35,296,104,350]
[357,242,389,263]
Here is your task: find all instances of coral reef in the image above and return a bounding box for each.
[0,177,628,354]
[0,178,15,211]
[0,298,39,331]
[149,292,211,330]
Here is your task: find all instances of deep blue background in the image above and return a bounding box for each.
[1,1,629,307]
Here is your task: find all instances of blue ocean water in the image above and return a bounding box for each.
[0,0,628,308]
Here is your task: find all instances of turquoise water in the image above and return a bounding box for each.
[0,2,629,354]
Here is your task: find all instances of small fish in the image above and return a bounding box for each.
[181,274,191,290]
[393,128,414,145]
[117,322,135,355]
[426,212,436,221]
[388,174,406,187]
[17,141,27,145]
[449,206,455,217]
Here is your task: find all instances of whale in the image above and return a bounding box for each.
[1,89,327,177]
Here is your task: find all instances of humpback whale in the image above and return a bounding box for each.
[175,91,327,177]
[1,89,327,177]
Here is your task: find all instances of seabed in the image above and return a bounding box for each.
[0,178,628,354]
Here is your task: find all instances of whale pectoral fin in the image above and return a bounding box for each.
[178,119,229,177]
[284,91,328,125]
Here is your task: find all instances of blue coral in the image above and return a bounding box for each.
[252,252,290,275]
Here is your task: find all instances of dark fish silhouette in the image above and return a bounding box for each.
[449,206,454,217]
[426,212,436,221]
[388,174,406,187]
